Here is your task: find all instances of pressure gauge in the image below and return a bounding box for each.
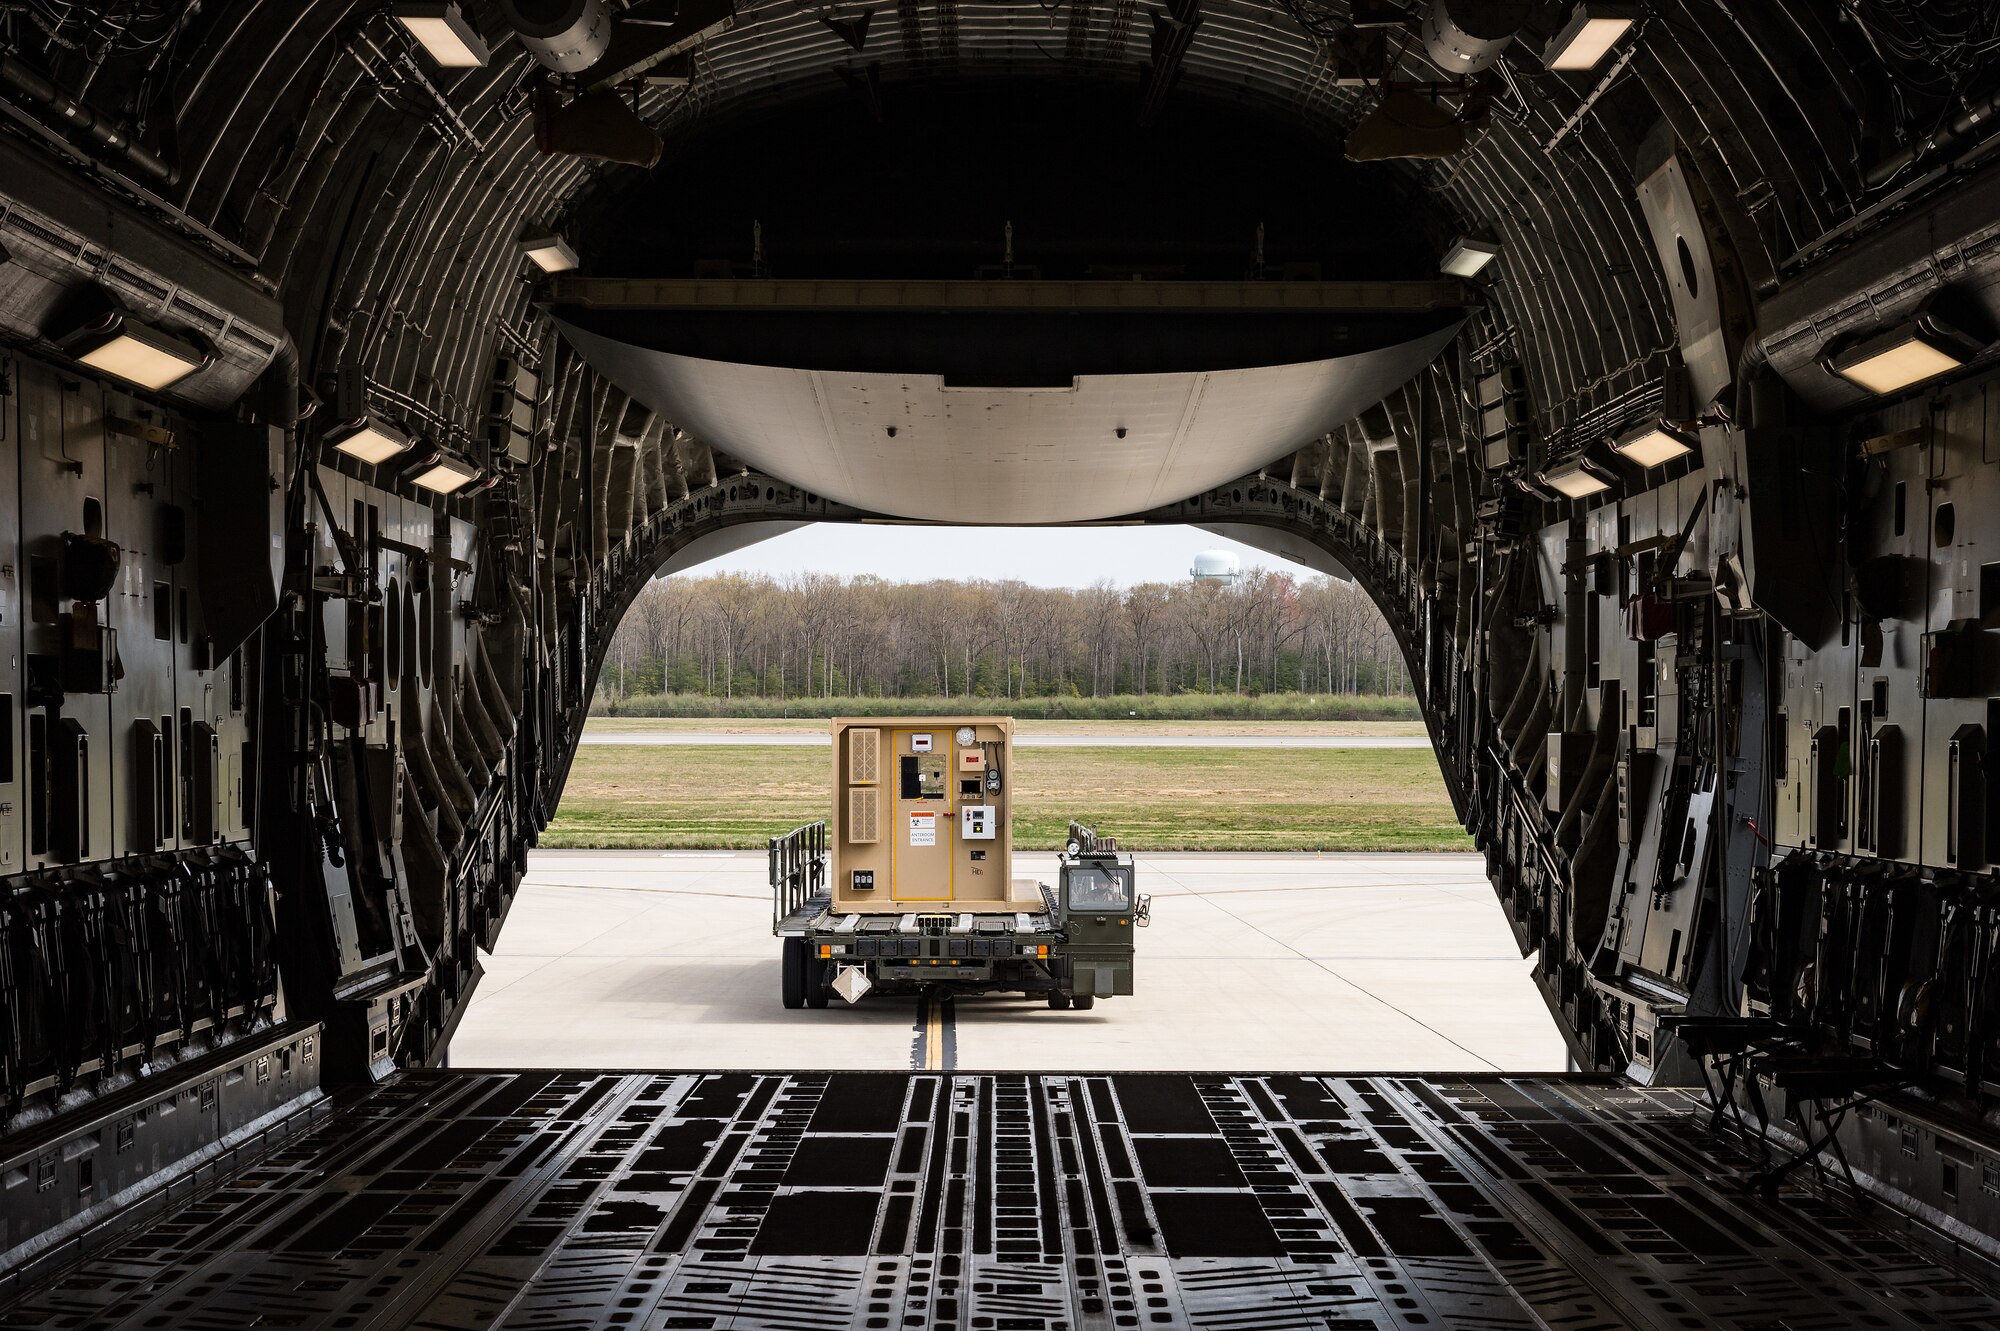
[955,726,976,746]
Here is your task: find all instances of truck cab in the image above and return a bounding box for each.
[1049,837,1142,1010]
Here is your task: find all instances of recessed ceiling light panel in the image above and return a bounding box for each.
[330,416,414,465]
[1539,457,1613,500]
[1544,3,1638,71]
[1610,420,1697,468]
[1441,236,1502,278]
[58,309,206,391]
[408,452,483,494]
[1824,314,1983,396]
[520,233,581,273]
[393,2,490,67]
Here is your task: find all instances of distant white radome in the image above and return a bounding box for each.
[1190,549,1241,583]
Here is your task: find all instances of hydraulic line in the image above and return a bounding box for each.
[0,52,177,185]
[1863,84,2000,187]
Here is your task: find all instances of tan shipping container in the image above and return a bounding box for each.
[830,717,1031,913]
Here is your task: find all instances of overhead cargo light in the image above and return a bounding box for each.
[1539,456,1613,499]
[329,416,414,465]
[1823,314,1984,396]
[1609,419,1696,468]
[408,450,483,494]
[1441,235,1502,278]
[1422,0,1521,77]
[520,232,580,273]
[393,2,490,67]
[53,302,206,391]
[1543,3,1637,71]
[503,0,611,74]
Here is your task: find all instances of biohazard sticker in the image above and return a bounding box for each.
[908,811,937,846]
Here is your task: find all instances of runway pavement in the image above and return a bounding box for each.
[450,849,1564,1072]
[576,731,1431,747]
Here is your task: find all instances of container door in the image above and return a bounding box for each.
[892,729,953,900]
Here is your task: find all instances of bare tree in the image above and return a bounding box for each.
[598,565,1403,701]
[1080,580,1124,697]
[1124,583,1166,693]
[704,573,759,700]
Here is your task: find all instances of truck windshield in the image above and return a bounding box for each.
[1066,866,1130,909]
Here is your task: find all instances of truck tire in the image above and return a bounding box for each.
[1071,994,1096,1011]
[1046,992,1071,1010]
[805,952,830,1009]
[782,938,806,1009]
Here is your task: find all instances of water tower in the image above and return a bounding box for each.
[1190,549,1242,584]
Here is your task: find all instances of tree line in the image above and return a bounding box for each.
[598,569,1411,704]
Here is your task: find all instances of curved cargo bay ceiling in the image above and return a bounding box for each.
[558,295,1463,523]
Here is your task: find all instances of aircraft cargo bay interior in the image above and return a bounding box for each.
[5,2,2000,1327]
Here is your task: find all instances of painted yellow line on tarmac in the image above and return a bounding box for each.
[925,999,945,1070]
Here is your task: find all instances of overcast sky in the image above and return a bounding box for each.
[680,524,1319,589]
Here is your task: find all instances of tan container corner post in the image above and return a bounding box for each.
[830,717,1015,913]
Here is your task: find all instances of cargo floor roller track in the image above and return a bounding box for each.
[6,1070,1999,1330]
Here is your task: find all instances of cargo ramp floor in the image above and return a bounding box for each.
[3,1070,1998,1330]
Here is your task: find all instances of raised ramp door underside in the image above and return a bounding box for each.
[4,1072,1997,1330]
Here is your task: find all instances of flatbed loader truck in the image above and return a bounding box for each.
[770,717,1147,1009]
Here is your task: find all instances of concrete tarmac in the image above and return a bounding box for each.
[577,732,1431,748]
[451,850,1566,1072]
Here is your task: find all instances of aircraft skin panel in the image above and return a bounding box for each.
[557,317,1465,524]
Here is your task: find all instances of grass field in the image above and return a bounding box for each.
[542,743,1469,852]
[585,717,1431,738]
[595,692,1423,722]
